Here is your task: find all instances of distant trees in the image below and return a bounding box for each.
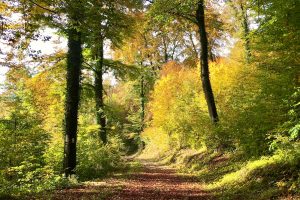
[83,0,141,144]
[149,0,220,123]
[228,0,251,62]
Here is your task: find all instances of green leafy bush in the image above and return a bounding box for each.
[0,158,68,198]
[76,125,125,180]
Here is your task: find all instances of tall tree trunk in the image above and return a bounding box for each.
[240,3,251,62]
[196,0,219,123]
[140,75,145,132]
[64,28,82,177]
[94,39,107,144]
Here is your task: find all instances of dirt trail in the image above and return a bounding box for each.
[53,161,212,200]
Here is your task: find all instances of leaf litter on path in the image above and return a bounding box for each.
[53,162,213,200]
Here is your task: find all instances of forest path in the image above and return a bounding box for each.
[52,160,213,200]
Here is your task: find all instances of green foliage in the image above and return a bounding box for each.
[0,159,68,198]
[0,68,49,167]
[203,149,300,200]
[77,125,125,180]
[0,66,65,198]
[269,87,300,151]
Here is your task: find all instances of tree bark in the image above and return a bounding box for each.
[196,0,219,123]
[162,36,169,63]
[140,75,145,132]
[94,39,107,144]
[64,28,82,177]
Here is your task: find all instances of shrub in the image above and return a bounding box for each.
[76,125,125,180]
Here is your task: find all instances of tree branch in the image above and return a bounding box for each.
[83,61,96,72]
[167,10,197,24]
[28,0,58,14]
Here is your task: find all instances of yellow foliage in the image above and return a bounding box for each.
[140,127,170,159]
[24,68,65,143]
[0,2,8,12]
[147,61,207,149]
[142,49,270,153]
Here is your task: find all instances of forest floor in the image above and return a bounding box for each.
[50,160,213,200]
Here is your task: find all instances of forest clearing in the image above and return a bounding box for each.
[0,0,299,199]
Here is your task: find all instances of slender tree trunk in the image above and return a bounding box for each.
[196,0,219,123]
[140,75,145,132]
[240,3,251,62]
[162,36,169,63]
[164,51,168,63]
[188,32,199,60]
[64,28,82,177]
[208,43,216,62]
[94,39,107,144]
